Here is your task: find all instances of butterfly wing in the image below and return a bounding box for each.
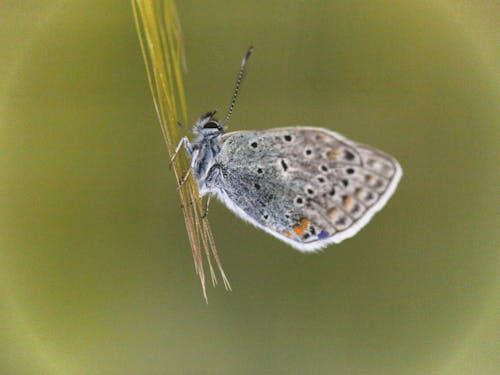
[214,127,402,252]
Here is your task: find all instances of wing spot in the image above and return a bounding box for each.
[342,179,349,187]
[317,230,329,239]
[355,187,362,197]
[351,204,361,215]
[329,188,336,196]
[295,197,304,205]
[284,135,293,142]
[251,142,258,148]
[374,179,385,191]
[293,219,309,236]
[254,183,261,190]
[328,207,339,219]
[293,225,304,236]
[344,150,355,160]
[327,149,340,160]
[346,168,355,175]
[257,168,263,174]
[317,177,326,183]
[281,159,288,171]
[342,195,354,209]
[355,188,377,205]
[335,217,347,227]
[306,188,315,195]
[364,192,377,205]
[320,165,328,172]
[305,149,312,156]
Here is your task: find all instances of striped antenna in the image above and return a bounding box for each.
[222,46,253,127]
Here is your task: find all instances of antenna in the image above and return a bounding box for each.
[222,46,253,127]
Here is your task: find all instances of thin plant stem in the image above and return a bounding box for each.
[131,0,230,301]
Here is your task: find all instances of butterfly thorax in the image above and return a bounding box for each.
[191,136,222,187]
[189,111,225,195]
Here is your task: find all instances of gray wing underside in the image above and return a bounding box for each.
[215,127,402,251]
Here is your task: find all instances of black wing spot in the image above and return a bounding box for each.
[295,197,304,205]
[305,149,312,156]
[320,165,328,172]
[257,168,263,174]
[254,183,261,190]
[306,188,315,195]
[251,142,258,148]
[344,150,355,160]
[284,135,292,142]
[281,159,288,171]
[342,179,349,187]
[329,188,336,196]
[317,177,325,183]
[346,168,355,175]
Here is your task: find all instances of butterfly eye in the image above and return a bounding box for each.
[203,121,220,129]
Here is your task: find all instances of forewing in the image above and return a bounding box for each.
[217,127,402,251]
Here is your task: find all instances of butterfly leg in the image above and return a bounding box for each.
[176,167,192,190]
[169,136,192,169]
[201,195,212,219]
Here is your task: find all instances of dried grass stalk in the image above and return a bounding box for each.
[131,0,230,302]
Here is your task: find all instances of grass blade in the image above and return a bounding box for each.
[131,0,230,301]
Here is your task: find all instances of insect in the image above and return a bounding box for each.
[172,47,402,252]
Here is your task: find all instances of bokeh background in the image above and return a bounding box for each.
[1,1,498,374]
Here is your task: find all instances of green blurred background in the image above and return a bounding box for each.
[1,1,498,374]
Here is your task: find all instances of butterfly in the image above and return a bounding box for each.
[171,47,402,251]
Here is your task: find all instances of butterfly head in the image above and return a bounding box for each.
[193,110,225,138]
